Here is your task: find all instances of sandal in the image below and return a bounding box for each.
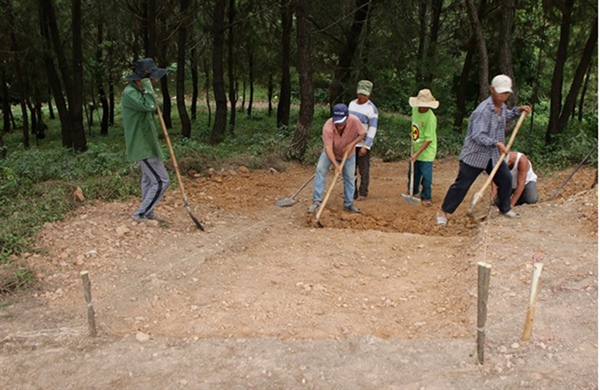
[356,195,367,201]
[422,200,432,207]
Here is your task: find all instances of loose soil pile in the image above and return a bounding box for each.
[0,157,597,389]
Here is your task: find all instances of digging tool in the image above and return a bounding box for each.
[155,97,205,231]
[276,174,315,207]
[313,149,350,228]
[546,140,598,202]
[402,137,420,205]
[467,111,526,219]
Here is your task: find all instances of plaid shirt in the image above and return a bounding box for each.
[459,96,521,169]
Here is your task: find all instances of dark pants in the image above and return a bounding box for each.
[408,160,433,200]
[441,160,512,214]
[354,147,371,198]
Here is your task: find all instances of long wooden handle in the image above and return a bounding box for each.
[474,111,527,197]
[290,174,316,200]
[409,134,415,196]
[155,101,189,202]
[315,149,350,221]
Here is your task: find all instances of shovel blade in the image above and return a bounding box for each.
[401,194,420,205]
[276,198,295,207]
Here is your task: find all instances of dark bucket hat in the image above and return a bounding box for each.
[125,58,167,81]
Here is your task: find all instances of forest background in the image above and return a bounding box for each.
[0,0,597,291]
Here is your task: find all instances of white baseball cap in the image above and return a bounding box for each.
[491,74,513,94]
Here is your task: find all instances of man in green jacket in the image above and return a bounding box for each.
[122,58,169,223]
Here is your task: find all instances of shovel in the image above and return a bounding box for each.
[155,95,205,230]
[313,149,349,228]
[275,174,315,207]
[402,138,420,205]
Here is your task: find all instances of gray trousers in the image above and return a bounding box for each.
[134,157,170,218]
[514,181,539,205]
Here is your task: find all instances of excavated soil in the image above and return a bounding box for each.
[0,157,597,389]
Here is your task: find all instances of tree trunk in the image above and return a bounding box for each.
[557,17,597,134]
[109,81,115,125]
[27,99,37,137]
[465,0,489,101]
[498,0,516,106]
[177,0,192,138]
[191,47,199,121]
[70,0,86,151]
[578,58,593,122]
[1,69,10,133]
[247,52,254,118]
[268,73,273,117]
[146,0,157,58]
[454,0,487,130]
[19,97,29,148]
[0,130,4,158]
[277,0,292,128]
[453,37,475,131]
[40,11,70,147]
[424,0,443,84]
[39,0,69,147]
[95,7,109,136]
[415,0,427,84]
[545,0,575,144]
[210,0,227,144]
[328,0,371,105]
[287,0,313,160]
[204,57,212,128]
[39,0,86,150]
[227,0,237,136]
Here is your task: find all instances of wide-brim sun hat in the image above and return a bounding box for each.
[125,58,167,81]
[408,89,439,109]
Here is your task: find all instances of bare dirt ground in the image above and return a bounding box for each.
[0,157,597,389]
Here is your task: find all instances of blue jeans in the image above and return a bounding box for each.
[313,151,357,208]
[407,160,433,201]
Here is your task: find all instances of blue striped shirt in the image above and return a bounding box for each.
[459,97,521,169]
[349,99,378,149]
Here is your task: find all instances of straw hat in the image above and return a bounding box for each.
[408,89,439,109]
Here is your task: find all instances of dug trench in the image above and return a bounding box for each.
[0,156,597,388]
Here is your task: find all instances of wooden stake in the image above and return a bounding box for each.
[80,271,97,337]
[477,262,492,364]
[522,263,543,341]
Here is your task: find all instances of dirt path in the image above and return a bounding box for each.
[0,157,597,389]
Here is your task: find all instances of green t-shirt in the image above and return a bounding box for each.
[121,79,164,162]
[411,107,437,162]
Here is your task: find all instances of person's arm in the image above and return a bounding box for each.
[510,155,529,208]
[360,106,379,155]
[411,141,431,162]
[324,146,341,174]
[507,105,532,121]
[347,132,366,155]
[122,79,157,112]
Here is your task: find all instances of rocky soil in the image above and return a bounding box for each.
[0,157,597,389]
